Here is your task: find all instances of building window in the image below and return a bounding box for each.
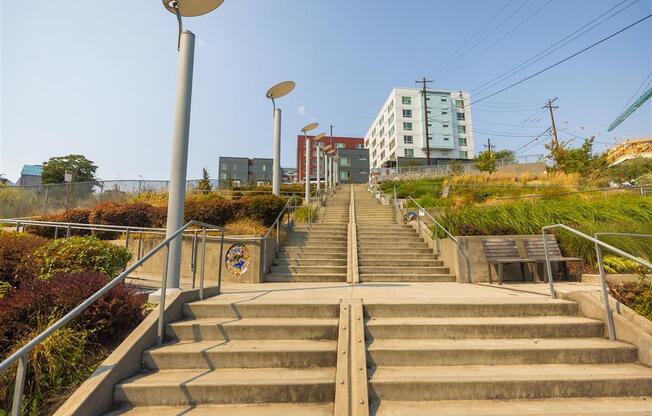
[403,122,413,131]
[402,109,412,118]
[387,100,394,113]
[458,137,467,146]
[389,126,395,137]
[336,143,345,149]
[389,138,395,149]
[403,135,413,144]
[455,99,464,108]
[442,111,448,115]
[340,157,350,167]
[379,115,384,124]
[355,143,364,149]
[457,112,465,121]
[402,96,411,105]
[459,151,468,159]
[442,124,449,128]
[262,165,267,171]
[340,171,351,180]
[404,149,414,157]
[444,137,450,141]
[379,127,385,137]
[380,150,386,159]
[457,125,466,134]
[388,113,394,124]
[440,98,447,102]
[379,139,385,148]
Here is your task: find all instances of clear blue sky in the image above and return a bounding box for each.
[1,0,650,182]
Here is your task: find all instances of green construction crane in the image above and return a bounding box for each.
[608,86,652,132]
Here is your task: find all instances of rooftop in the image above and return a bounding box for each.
[20,164,43,177]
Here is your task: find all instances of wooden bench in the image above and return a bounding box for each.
[524,236,583,281]
[482,238,536,284]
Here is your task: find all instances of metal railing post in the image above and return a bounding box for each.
[10,355,27,416]
[125,228,131,251]
[262,237,267,273]
[191,230,198,289]
[199,229,207,300]
[595,241,616,341]
[137,233,143,261]
[157,243,171,345]
[542,230,556,299]
[66,224,72,238]
[217,230,225,295]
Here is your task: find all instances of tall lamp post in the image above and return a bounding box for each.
[323,144,332,193]
[301,122,319,204]
[313,133,325,200]
[266,81,295,196]
[161,0,223,289]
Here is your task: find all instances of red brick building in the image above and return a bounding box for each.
[296,135,364,181]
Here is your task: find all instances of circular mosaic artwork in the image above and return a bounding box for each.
[225,243,251,276]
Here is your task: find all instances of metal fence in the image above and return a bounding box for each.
[0,179,302,218]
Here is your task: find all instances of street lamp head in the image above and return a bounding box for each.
[162,0,224,17]
[301,122,319,134]
[314,133,326,141]
[266,81,295,100]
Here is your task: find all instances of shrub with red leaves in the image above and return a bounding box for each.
[0,271,146,355]
[28,208,92,238]
[0,232,48,286]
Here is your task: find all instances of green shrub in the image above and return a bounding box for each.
[29,208,92,238]
[89,201,159,230]
[0,188,39,218]
[0,232,48,287]
[603,255,651,275]
[293,206,317,223]
[244,195,286,226]
[30,237,132,280]
[607,278,652,321]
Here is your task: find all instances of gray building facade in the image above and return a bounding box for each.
[337,148,369,184]
[218,157,273,188]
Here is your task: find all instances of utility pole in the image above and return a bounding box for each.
[484,138,495,157]
[544,98,559,146]
[416,77,433,166]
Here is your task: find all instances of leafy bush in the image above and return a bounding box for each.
[184,196,244,226]
[244,195,286,226]
[29,237,132,280]
[29,208,92,238]
[607,278,652,321]
[0,232,48,286]
[224,218,268,235]
[293,206,317,223]
[603,255,651,275]
[0,271,145,356]
[89,201,159,230]
[0,188,40,218]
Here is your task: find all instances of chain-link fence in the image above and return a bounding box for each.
[0,179,300,218]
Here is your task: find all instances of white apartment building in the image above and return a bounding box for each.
[365,87,474,169]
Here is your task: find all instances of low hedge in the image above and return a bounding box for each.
[28,208,92,238]
[0,232,48,286]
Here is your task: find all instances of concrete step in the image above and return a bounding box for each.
[358,260,443,267]
[143,340,337,370]
[358,253,438,260]
[265,273,347,283]
[363,300,578,318]
[114,367,335,406]
[183,301,339,319]
[358,248,433,255]
[275,259,347,266]
[280,248,347,255]
[167,317,339,341]
[360,274,456,282]
[357,237,423,243]
[365,316,605,339]
[367,338,638,366]
[277,252,347,260]
[359,266,450,274]
[105,403,334,416]
[283,242,347,249]
[271,266,347,274]
[372,397,652,416]
[368,364,652,401]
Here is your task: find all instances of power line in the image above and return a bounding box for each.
[471,0,639,95]
[616,71,652,115]
[428,0,514,75]
[472,14,652,105]
[436,0,554,81]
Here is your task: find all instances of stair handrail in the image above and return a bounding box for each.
[0,220,225,416]
[407,196,472,284]
[261,194,302,272]
[542,224,652,342]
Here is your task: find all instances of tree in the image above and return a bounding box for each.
[474,150,497,174]
[545,138,607,177]
[493,149,515,165]
[195,167,213,194]
[449,160,464,175]
[41,154,98,184]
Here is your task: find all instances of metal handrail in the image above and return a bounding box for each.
[0,220,224,415]
[541,224,652,342]
[407,196,472,284]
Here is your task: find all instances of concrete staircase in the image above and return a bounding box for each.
[265,191,350,282]
[354,186,456,282]
[365,299,652,415]
[107,300,340,415]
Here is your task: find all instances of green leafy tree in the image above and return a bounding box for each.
[449,160,464,175]
[607,158,652,185]
[545,138,607,177]
[196,168,213,194]
[494,149,515,165]
[474,150,497,174]
[42,154,98,184]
